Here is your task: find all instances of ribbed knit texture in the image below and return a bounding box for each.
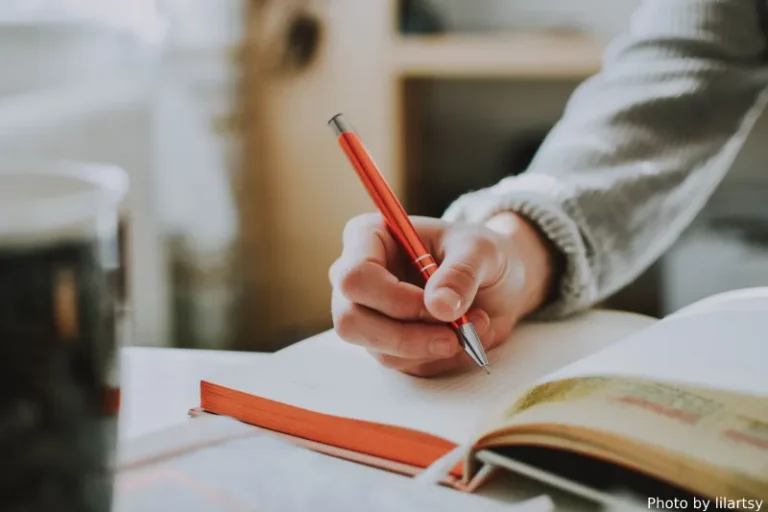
[443,0,768,318]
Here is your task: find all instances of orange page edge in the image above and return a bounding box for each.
[199,381,465,479]
[186,408,469,488]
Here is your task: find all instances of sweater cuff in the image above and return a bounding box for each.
[442,174,597,319]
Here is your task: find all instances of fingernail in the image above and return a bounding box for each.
[429,338,454,357]
[433,287,462,315]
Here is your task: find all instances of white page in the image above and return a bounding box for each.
[669,286,768,319]
[534,307,768,397]
[206,310,654,443]
[115,421,553,512]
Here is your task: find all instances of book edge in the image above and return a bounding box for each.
[188,407,468,489]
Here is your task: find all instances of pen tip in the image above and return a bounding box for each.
[482,366,490,375]
[457,323,489,367]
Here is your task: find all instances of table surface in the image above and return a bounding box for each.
[118,346,269,440]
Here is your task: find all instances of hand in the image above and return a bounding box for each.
[329,211,557,377]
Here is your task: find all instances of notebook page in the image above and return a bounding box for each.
[532,307,768,397]
[206,310,654,443]
[668,286,768,318]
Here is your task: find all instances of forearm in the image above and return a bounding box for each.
[444,0,768,317]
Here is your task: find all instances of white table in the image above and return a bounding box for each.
[117,346,268,440]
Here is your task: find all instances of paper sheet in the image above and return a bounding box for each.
[207,310,654,442]
[533,309,768,397]
[670,286,768,318]
[114,420,553,512]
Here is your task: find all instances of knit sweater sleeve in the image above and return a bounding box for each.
[443,0,768,318]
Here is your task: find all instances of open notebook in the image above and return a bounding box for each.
[196,288,768,507]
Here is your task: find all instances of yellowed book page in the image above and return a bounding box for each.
[487,377,768,499]
[205,310,654,443]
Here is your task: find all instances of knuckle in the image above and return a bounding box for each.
[472,231,497,254]
[328,258,342,286]
[389,297,420,320]
[344,213,383,238]
[449,259,480,286]
[334,302,359,338]
[371,352,401,370]
[338,263,367,297]
[417,307,432,322]
[392,332,412,358]
[401,364,433,378]
[476,232,506,279]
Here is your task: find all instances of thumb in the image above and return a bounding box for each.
[424,234,500,322]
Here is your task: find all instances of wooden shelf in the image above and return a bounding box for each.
[391,32,605,79]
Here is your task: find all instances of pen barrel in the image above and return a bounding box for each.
[330,113,487,370]
[336,132,430,262]
[411,253,438,281]
[451,316,470,329]
[335,128,469,330]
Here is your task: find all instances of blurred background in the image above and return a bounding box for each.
[4,0,767,353]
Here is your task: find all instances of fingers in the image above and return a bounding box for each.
[372,314,501,378]
[333,288,493,361]
[330,214,432,321]
[334,213,394,271]
[373,352,469,378]
[425,231,504,322]
[330,214,514,378]
[331,258,430,320]
[332,292,462,359]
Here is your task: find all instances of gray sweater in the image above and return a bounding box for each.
[443,0,768,318]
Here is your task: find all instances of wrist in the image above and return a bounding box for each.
[485,211,559,316]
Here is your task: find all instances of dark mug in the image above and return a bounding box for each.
[0,160,127,512]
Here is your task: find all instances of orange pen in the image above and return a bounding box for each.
[328,113,490,374]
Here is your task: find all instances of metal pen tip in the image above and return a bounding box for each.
[456,322,490,371]
[481,366,490,375]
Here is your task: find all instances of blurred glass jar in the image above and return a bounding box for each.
[0,159,127,512]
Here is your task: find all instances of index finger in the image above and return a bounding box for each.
[329,215,432,321]
[329,214,394,284]
[344,214,397,267]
